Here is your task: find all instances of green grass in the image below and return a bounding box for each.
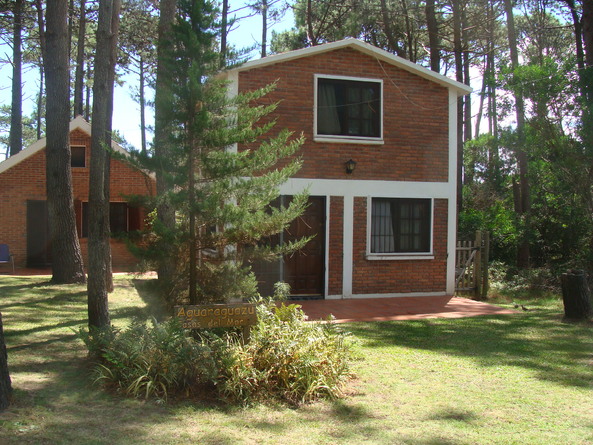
[0,275,592,444]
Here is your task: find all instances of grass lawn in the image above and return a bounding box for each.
[0,275,592,444]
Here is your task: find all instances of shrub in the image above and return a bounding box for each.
[220,300,354,405]
[79,299,354,406]
[79,318,218,401]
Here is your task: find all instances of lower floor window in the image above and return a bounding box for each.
[80,202,141,238]
[370,198,431,254]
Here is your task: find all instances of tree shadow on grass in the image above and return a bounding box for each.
[346,310,593,388]
[131,278,170,321]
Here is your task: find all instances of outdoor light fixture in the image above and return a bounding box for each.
[345,159,357,174]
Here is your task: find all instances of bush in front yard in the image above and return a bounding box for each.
[220,300,354,405]
[79,318,218,401]
[79,301,354,405]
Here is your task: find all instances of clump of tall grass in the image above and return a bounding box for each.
[79,299,354,405]
[79,318,218,401]
[221,300,354,405]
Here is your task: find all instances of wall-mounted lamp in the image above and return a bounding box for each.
[345,159,357,174]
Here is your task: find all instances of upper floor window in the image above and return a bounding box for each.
[71,146,86,168]
[370,198,431,254]
[316,75,382,142]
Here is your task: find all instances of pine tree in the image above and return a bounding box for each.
[132,0,307,305]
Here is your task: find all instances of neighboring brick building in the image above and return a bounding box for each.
[0,116,155,270]
[226,39,471,299]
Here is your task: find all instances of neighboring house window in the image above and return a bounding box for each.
[71,146,86,167]
[370,198,431,254]
[80,202,141,238]
[316,75,382,140]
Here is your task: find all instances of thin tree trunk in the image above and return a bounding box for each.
[504,0,530,269]
[74,0,86,117]
[380,0,403,57]
[306,0,317,45]
[452,0,464,212]
[44,0,86,285]
[37,65,44,139]
[0,312,11,411]
[474,57,487,137]
[220,0,228,68]
[425,0,440,72]
[88,0,120,328]
[261,0,268,57]
[139,56,147,155]
[9,0,23,157]
[154,0,177,289]
[35,0,46,141]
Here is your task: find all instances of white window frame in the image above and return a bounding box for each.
[366,196,434,260]
[314,74,384,145]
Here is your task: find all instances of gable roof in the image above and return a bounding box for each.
[0,115,131,175]
[226,38,472,97]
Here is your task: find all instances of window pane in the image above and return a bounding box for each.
[317,78,381,138]
[371,198,431,253]
[71,146,86,167]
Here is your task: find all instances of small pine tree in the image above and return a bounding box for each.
[131,0,307,304]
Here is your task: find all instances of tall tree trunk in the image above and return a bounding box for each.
[154,0,177,290]
[261,0,268,57]
[88,0,120,328]
[73,0,86,117]
[504,0,530,269]
[44,0,86,285]
[220,0,228,68]
[35,0,46,140]
[9,0,23,157]
[425,0,440,72]
[462,6,473,185]
[139,56,147,155]
[306,0,317,45]
[452,0,464,212]
[37,66,44,140]
[380,0,404,57]
[474,56,488,137]
[0,313,11,411]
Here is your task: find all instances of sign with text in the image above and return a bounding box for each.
[174,303,257,329]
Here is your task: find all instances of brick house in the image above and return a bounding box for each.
[0,116,155,270]
[226,39,471,299]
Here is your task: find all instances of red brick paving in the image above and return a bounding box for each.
[292,296,517,323]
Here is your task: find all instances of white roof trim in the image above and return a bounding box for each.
[0,115,131,175]
[226,39,472,96]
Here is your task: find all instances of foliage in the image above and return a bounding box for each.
[220,300,354,405]
[78,318,218,401]
[130,0,307,305]
[79,300,354,405]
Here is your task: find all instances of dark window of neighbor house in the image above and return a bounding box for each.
[317,77,381,138]
[71,146,86,167]
[80,202,141,238]
[371,198,431,254]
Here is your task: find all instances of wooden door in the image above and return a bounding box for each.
[283,196,326,296]
[252,196,326,298]
[26,200,52,266]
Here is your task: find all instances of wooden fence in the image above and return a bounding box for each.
[455,231,489,299]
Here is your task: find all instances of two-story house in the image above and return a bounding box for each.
[225,39,471,299]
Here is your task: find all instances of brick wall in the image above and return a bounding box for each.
[0,130,155,269]
[238,47,449,182]
[351,197,448,295]
[327,196,344,295]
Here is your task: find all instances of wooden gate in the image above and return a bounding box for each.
[455,231,489,299]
